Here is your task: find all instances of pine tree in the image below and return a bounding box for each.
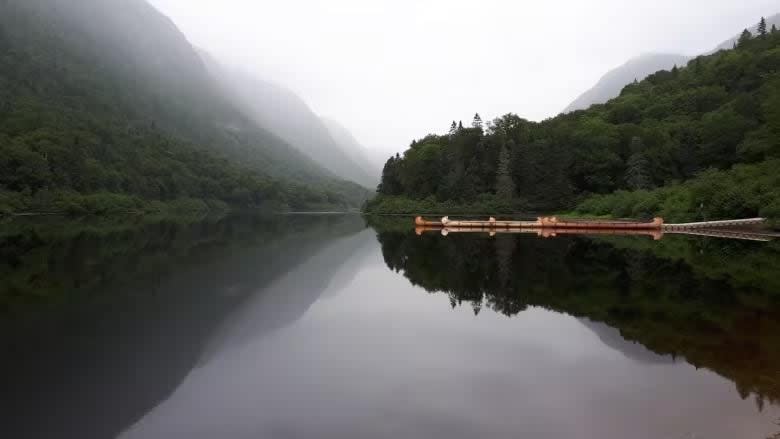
[671,64,679,75]
[772,24,778,34]
[495,142,515,200]
[458,120,464,131]
[449,121,457,138]
[472,113,483,129]
[758,17,767,37]
[738,28,753,47]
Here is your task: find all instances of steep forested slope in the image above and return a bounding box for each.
[368,26,780,221]
[563,54,692,113]
[199,52,377,188]
[320,117,382,183]
[564,15,780,114]
[0,0,369,213]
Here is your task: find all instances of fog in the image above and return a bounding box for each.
[148,0,778,159]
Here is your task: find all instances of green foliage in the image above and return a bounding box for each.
[576,160,780,222]
[0,0,369,215]
[373,26,780,217]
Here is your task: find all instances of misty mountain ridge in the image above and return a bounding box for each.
[563,53,692,113]
[0,0,371,212]
[199,53,378,189]
[563,13,779,114]
[714,13,780,51]
[320,117,384,177]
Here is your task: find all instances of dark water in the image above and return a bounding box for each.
[1,214,779,439]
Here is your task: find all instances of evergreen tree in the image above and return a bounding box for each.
[449,121,457,138]
[758,17,767,37]
[495,142,515,200]
[738,29,753,47]
[772,24,778,34]
[472,113,483,129]
[458,120,464,131]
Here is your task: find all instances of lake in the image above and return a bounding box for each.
[1,214,779,439]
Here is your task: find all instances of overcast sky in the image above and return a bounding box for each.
[148,0,777,159]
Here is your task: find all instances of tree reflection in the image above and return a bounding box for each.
[371,218,780,404]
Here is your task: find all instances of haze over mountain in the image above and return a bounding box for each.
[563,13,780,114]
[148,0,778,156]
[0,0,372,213]
[714,13,780,50]
[563,53,693,113]
[321,117,384,181]
[200,52,378,188]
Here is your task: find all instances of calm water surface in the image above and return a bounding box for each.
[0,214,779,439]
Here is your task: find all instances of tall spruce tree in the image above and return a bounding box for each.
[772,24,778,34]
[472,113,483,129]
[758,17,767,37]
[449,121,457,138]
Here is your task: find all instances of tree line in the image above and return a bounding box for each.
[368,18,780,221]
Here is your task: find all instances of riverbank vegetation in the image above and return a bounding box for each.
[367,21,780,221]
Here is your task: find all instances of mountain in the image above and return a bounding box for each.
[0,0,369,213]
[562,53,692,113]
[199,53,377,189]
[320,117,383,183]
[563,14,780,114]
[368,29,780,222]
[714,13,780,51]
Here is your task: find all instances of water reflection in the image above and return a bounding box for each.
[374,218,780,406]
[0,215,778,439]
[0,214,368,439]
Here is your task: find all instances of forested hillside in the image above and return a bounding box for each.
[563,54,692,113]
[199,52,378,188]
[0,0,370,214]
[367,21,780,221]
[321,117,382,181]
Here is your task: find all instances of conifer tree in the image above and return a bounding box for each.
[758,17,767,37]
[458,120,464,130]
[772,24,778,34]
[472,113,483,129]
[449,121,457,138]
[738,29,753,47]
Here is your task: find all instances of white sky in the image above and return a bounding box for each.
[148,0,777,159]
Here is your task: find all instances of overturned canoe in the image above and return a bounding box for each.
[414,216,664,230]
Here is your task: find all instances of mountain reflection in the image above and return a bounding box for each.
[371,218,780,405]
[0,214,368,439]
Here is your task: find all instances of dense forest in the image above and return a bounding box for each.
[370,218,780,405]
[367,20,780,222]
[0,0,370,215]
